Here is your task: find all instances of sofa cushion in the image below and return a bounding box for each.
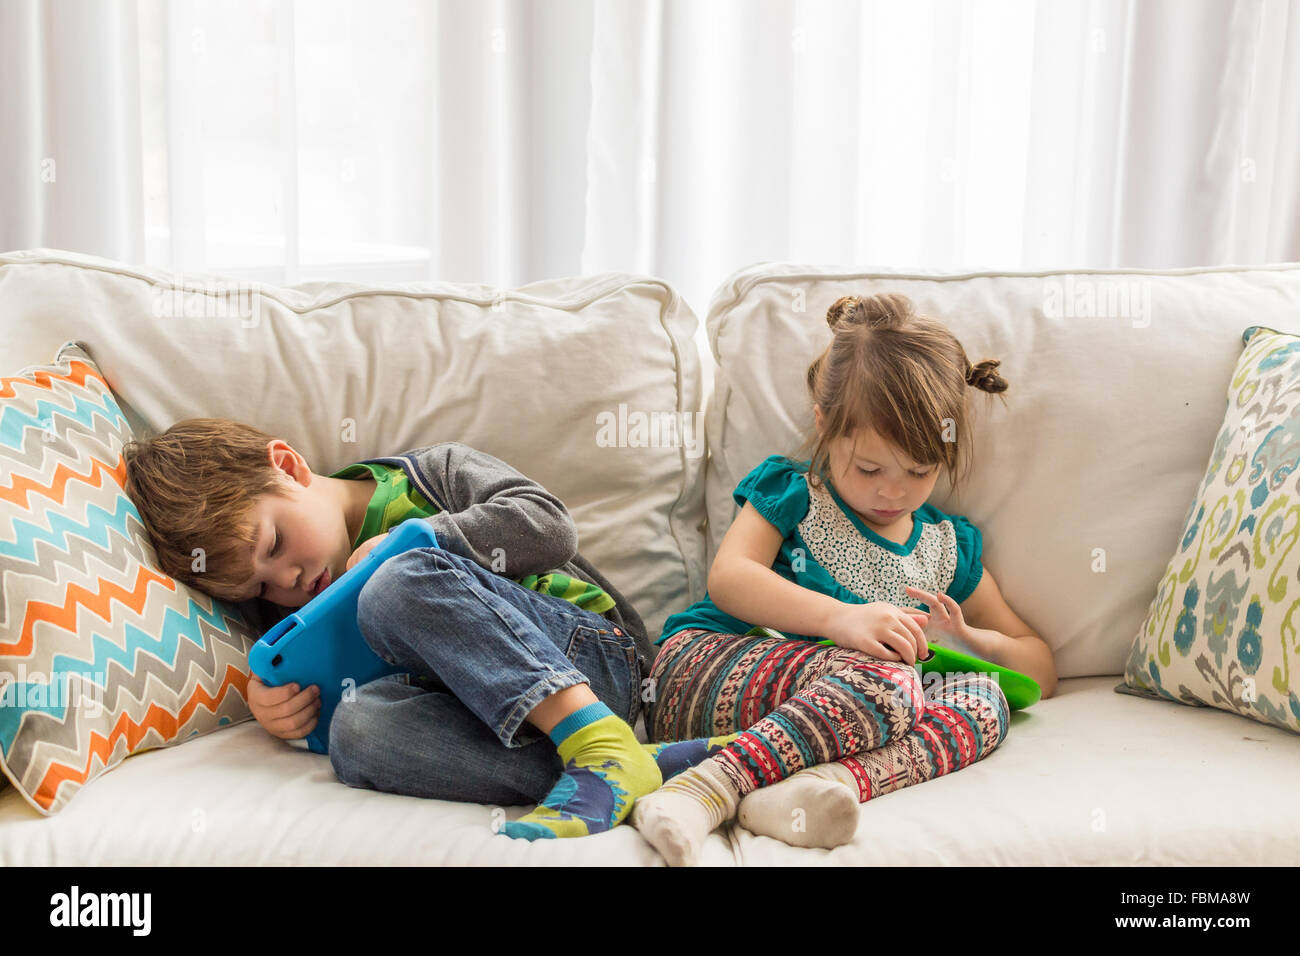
[0,249,708,653]
[1119,325,1300,733]
[0,341,258,815]
[702,262,1300,678]
[2,676,1294,864]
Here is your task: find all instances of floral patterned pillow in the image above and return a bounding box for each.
[0,341,257,815]
[1119,325,1300,733]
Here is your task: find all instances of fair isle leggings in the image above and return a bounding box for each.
[646,628,1011,803]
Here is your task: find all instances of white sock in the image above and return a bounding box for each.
[736,762,860,849]
[630,758,740,867]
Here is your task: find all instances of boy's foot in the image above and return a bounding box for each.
[500,702,662,840]
[629,758,741,866]
[642,733,742,782]
[736,763,860,849]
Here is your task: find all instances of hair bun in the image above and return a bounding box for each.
[825,296,861,330]
[825,293,912,332]
[966,358,1008,393]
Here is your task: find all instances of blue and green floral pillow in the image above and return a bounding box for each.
[1119,325,1300,733]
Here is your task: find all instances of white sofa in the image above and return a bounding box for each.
[3,249,1299,865]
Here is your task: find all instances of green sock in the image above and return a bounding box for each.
[642,734,742,781]
[500,702,662,840]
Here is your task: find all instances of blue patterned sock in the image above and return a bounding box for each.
[500,702,662,840]
[642,734,743,781]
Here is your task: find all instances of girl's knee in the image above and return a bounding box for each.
[980,676,1012,748]
[894,667,926,730]
[935,672,1010,750]
[827,649,926,729]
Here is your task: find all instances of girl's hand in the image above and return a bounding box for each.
[903,586,977,650]
[345,532,389,573]
[824,601,930,665]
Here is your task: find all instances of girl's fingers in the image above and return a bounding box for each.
[906,585,940,608]
[904,586,954,624]
[892,629,918,664]
[935,591,961,620]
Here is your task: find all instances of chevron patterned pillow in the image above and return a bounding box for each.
[0,341,258,815]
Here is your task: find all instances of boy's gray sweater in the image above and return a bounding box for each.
[238,441,652,665]
[356,441,652,666]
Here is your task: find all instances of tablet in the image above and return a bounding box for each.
[248,519,441,754]
[742,625,1042,710]
[908,642,1041,711]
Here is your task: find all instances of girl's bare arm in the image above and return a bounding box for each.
[708,503,843,637]
[957,567,1058,698]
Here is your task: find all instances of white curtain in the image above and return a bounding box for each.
[2,0,1298,321]
[1,0,145,261]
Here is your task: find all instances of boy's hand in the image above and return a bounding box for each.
[247,672,320,740]
[345,532,390,573]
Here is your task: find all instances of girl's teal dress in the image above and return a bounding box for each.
[660,454,985,654]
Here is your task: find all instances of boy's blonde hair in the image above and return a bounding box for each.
[797,293,1008,502]
[122,418,294,602]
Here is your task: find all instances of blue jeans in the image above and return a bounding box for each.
[328,546,645,806]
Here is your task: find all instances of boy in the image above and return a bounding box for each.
[122,418,734,840]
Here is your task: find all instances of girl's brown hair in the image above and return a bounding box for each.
[122,418,295,602]
[797,293,1008,503]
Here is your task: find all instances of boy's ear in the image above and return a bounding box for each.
[266,439,311,487]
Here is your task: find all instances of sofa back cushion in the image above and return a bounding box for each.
[703,262,1300,678]
[0,249,707,651]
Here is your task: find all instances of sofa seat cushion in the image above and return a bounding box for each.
[2,677,1294,864]
[726,676,1300,865]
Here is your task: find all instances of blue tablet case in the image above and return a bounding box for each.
[248,518,441,754]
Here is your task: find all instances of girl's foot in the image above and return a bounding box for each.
[736,763,859,849]
[629,759,740,866]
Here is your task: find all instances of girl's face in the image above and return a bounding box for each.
[815,408,942,531]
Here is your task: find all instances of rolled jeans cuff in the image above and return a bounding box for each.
[499,668,589,748]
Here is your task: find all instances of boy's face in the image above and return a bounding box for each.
[235,440,355,607]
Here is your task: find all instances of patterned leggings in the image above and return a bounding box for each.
[647,628,1011,803]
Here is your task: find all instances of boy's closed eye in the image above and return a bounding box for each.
[257,529,280,598]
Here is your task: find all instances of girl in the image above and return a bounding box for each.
[631,293,1057,865]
